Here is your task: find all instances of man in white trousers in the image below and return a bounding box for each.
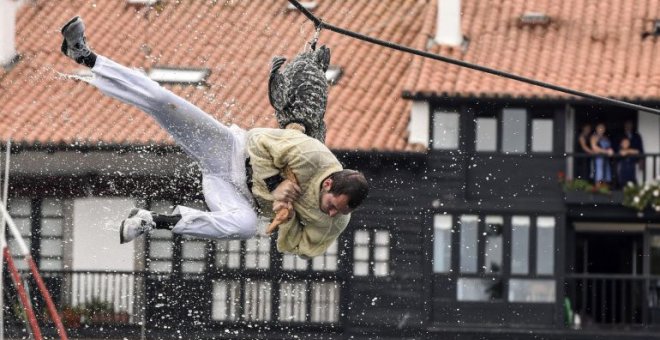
[60,16,368,258]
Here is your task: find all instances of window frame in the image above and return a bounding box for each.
[431,212,559,305]
[352,228,391,278]
[431,108,461,151]
[472,105,557,155]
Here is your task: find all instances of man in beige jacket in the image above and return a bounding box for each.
[61,17,368,258]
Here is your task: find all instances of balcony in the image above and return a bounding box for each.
[565,274,660,328]
[563,153,660,207]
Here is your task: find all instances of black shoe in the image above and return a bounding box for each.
[60,16,92,64]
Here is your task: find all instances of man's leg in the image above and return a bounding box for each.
[120,175,257,243]
[171,175,258,240]
[62,17,256,243]
[91,56,237,175]
[62,16,236,175]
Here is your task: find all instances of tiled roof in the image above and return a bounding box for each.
[3,0,660,152]
[0,0,428,152]
[406,0,660,101]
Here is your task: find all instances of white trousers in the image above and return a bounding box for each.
[91,56,257,240]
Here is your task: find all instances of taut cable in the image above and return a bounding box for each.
[286,0,660,116]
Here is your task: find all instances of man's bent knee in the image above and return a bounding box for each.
[234,209,258,240]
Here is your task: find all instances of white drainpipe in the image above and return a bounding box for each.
[435,0,463,47]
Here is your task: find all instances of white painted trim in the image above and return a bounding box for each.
[408,100,430,147]
[638,111,660,182]
[0,0,19,65]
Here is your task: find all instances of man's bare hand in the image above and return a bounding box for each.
[272,180,301,203]
[267,200,293,234]
[272,200,293,215]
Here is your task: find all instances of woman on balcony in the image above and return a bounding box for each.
[590,123,614,189]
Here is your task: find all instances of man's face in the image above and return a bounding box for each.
[624,121,633,133]
[319,179,352,217]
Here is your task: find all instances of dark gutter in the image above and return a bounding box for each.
[402,90,660,108]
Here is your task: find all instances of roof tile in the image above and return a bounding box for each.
[3,0,660,152]
[1,0,430,151]
[409,0,660,102]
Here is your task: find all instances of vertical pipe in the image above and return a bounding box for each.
[0,139,10,340]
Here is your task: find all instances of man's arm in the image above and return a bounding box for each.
[266,168,300,234]
[277,213,350,258]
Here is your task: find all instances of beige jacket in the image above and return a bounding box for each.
[246,128,350,258]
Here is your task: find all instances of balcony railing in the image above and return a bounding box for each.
[9,270,146,330]
[565,153,660,187]
[565,274,660,327]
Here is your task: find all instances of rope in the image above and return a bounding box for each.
[286,0,660,116]
[309,24,322,51]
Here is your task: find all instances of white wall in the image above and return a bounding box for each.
[408,100,430,147]
[638,111,660,182]
[73,197,137,271]
[0,0,19,65]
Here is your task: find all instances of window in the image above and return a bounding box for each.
[243,281,272,321]
[457,277,503,301]
[475,107,555,154]
[147,200,174,273]
[531,118,553,152]
[484,215,503,274]
[181,236,207,274]
[7,198,32,270]
[282,253,308,271]
[279,282,307,322]
[148,67,209,85]
[502,108,527,153]
[435,212,558,304]
[456,215,504,302]
[475,116,498,152]
[459,215,478,273]
[286,1,317,10]
[312,240,338,271]
[373,231,390,276]
[212,280,240,321]
[353,230,370,276]
[353,229,390,277]
[311,282,339,323]
[215,239,241,269]
[212,280,275,322]
[39,199,64,270]
[432,110,460,150]
[511,216,530,274]
[536,216,555,275]
[508,279,555,302]
[433,214,452,273]
[245,235,270,269]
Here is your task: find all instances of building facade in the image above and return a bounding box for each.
[2,0,660,339]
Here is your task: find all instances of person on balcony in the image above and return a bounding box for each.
[623,120,644,154]
[618,137,640,186]
[622,120,644,169]
[575,123,594,181]
[590,123,614,189]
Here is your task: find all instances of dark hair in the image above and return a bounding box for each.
[328,169,369,209]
